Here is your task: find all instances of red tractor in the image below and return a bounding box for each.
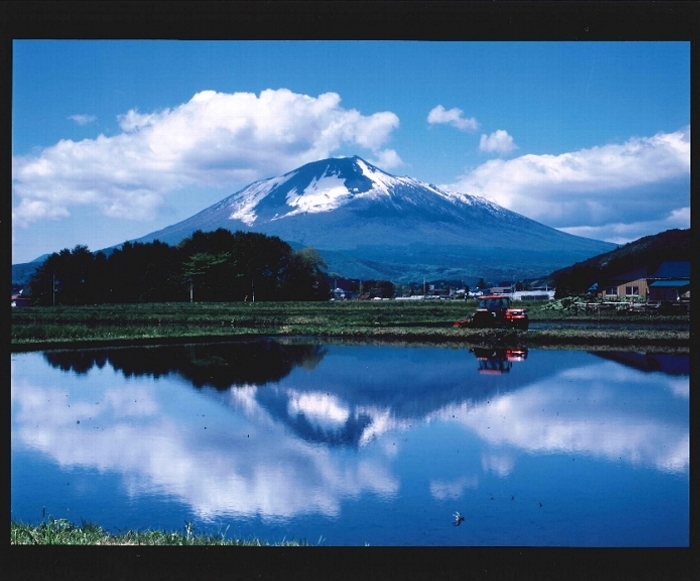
[454,295,529,330]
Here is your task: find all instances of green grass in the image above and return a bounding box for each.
[10,518,313,546]
[11,300,689,350]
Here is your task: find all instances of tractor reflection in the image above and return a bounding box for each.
[470,347,528,374]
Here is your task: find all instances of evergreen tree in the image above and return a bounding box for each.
[28,245,100,305]
[105,241,183,303]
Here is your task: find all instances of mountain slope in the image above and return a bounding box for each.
[130,156,615,283]
[549,228,690,293]
[552,228,691,275]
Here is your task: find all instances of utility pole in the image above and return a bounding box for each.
[189,278,193,303]
[251,277,255,302]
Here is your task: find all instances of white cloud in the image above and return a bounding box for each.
[558,206,690,245]
[12,198,70,226]
[444,127,690,238]
[68,114,97,125]
[427,105,479,131]
[479,130,517,155]
[13,89,401,227]
[369,148,403,170]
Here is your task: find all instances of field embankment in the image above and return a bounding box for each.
[11,300,689,351]
[10,518,310,546]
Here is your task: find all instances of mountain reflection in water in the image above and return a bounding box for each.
[12,339,688,546]
[37,340,689,463]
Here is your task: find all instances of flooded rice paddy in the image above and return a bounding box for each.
[11,339,688,546]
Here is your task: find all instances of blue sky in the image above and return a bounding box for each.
[12,40,690,264]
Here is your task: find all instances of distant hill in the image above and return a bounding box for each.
[550,228,690,294]
[11,257,49,288]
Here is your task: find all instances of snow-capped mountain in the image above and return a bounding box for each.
[131,155,615,282]
[139,156,533,247]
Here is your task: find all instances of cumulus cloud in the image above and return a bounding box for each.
[559,206,690,245]
[427,105,479,131]
[444,126,690,241]
[68,114,97,125]
[13,89,401,226]
[479,130,517,155]
[369,148,402,170]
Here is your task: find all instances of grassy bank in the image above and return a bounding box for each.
[11,300,690,350]
[11,518,313,546]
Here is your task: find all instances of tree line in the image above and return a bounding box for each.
[28,229,330,305]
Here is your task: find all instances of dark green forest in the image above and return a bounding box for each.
[27,229,330,305]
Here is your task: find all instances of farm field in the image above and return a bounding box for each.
[11,300,690,351]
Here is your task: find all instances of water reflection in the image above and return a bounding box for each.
[44,340,326,388]
[470,347,528,374]
[11,340,689,545]
[592,351,690,375]
[27,340,690,466]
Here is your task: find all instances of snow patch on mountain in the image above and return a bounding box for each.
[356,158,394,196]
[441,187,510,216]
[285,173,353,216]
[227,173,296,225]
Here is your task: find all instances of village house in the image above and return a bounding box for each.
[597,261,690,302]
[11,292,32,307]
[512,288,556,301]
[647,261,690,302]
[597,267,649,299]
[488,285,515,296]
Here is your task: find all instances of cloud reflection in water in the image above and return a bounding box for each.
[430,360,688,474]
[12,342,688,526]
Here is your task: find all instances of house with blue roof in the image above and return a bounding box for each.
[647,261,690,302]
[597,261,690,302]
